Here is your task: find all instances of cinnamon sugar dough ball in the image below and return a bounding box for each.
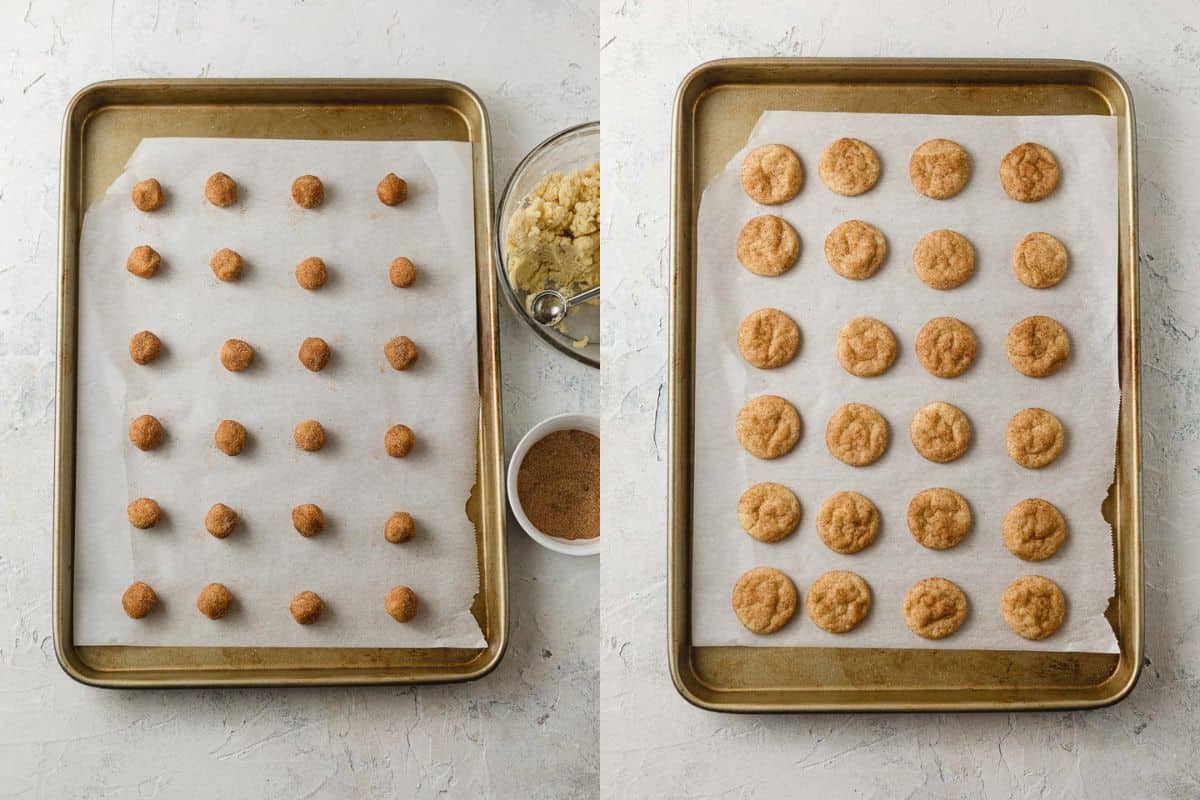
[298,337,331,372]
[293,419,326,452]
[126,497,162,529]
[220,338,255,372]
[214,419,248,456]
[204,172,238,207]
[389,257,417,288]
[289,591,324,624]
[210,248,244,282]
[295,256,328,290]
[377,173,409,206]
[129,330,163,365]
[126,245,162,279]
[385,424,415,458]
[129,414,165,451]
[385,511,415,543]
[205,503,238,539]
[385,585,418,622]
[122,581,158,619]
[291,175,325,208]
[196,582,233,619]
[131,178,164,211]
[384,336,419,370]
[292,503,325,537]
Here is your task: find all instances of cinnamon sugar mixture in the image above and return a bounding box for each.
[517,429,600,540]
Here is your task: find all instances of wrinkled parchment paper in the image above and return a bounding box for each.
[74,138,485,648]
[692,112,1119,652]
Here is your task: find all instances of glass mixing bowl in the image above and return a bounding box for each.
[495,121,599,368]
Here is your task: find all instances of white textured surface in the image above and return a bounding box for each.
[601,1,1199,798]
[0,1,597,797]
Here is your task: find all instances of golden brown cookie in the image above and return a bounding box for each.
[735,395,802,460]
[126,245,161,279]
[197,583,233,620]
[214,419,247,456]
[293,419,326,452]
[818,138,881,196]
[205,503,238,539]
[741,144,803,205]
[1001,575,1065,640]
[290,591,324,624]
[915,317,976,378]
[903,578,968,640]
[385,336,419,370]
[385,424,415,458]
[806,570,871,634]
[908,139,970,199]
[220,338,255,372]
[1006,316,1070,377]
[825,403,889,466]
[131,178,164,211]
[1000,143,1060,202]
[295,257,328,290]
[129,330,163,365]
[737,482,801,543]
[731,566,798,634]
[1003,498,1068,561]
[126,497,162,529]
[122,581,158,619]
[815,491,879,554]
[210,248,244,282]
[907,488,972,549]
[298,337,331,372]
[377,173,409,206]
[292,503,325,537]
[129,414,164,451]
[909,402,971,463]
[204,172,237,207]
[385,511,416,544]
[824,220,887,280]
[1006,408,1065,469]
[385,585,419,622]
[913,229,975,289]
[836,317,897,377]
[1012,232,1068,288]
[737,308,800,369]
[390,257,417,288]
[292,175,325,208]
[736,215,801,277]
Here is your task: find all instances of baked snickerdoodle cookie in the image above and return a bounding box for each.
[204,172,238,207]
[131,178,164,211]
[385,336,419,370]
[126,245,162,279]
[737,482,801,543]
[295,257,328,290]
[292,503,325,537]
[836,317,897,377]
[385,511,416,544]
[1001,575,1065,640]
[122,581,158,619]
[737,308,800,369]
[292,175,325,208]
[298,337,331,372]
[1006,408,1065,469]
[129,330,163,365]
[824,220,887,280]
[220,339,255,372]
[293,420,326,452]
[818,138,880,196]
[385,424,416,458]
[290,591,324,624]
[736,395,802,460]
[126,497,162,529]
[806,570,871,634]
[915,317,976,378]
[1000,143,1060,202]
[1003,498,1068,561]
[197,583,233,620]
[908,139,970,199]
[736,215,801,277]
[913,229,975,289]
[205,503,238,539]
[903,577,968,640]
[1013,232,1069,288]
[731,566,798,634]
[1006,316,1070,377]
[741,144,803,205]
[390,257,417,288]
[909,402,971,463]
[825,403,889,466]
[377,173,409,206]
[385,586,419,622]
[815,491,880,554]
[214,419,247,456]
[907,488,972,549]
[210,248,244,282]
[129,414,165,451]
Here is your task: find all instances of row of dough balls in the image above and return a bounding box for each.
[735,395,1066,469]
[738,484,1067,560]
[731,567,1066,642]
[738,309,1071,379]
[126,497,417,543]
[742,139,1061,203]
[736,218,1069,290]
[129,333,419,373]
[130,172,410,211]
[129,415,417,458]
[127,246,418,290]
[121,581,419,624]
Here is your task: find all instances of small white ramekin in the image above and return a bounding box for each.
[507,413,600,557]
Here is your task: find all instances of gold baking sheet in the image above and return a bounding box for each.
[55,79,506,687]
[668,59,1141,711]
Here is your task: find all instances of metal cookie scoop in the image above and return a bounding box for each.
[529,285,600,327]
